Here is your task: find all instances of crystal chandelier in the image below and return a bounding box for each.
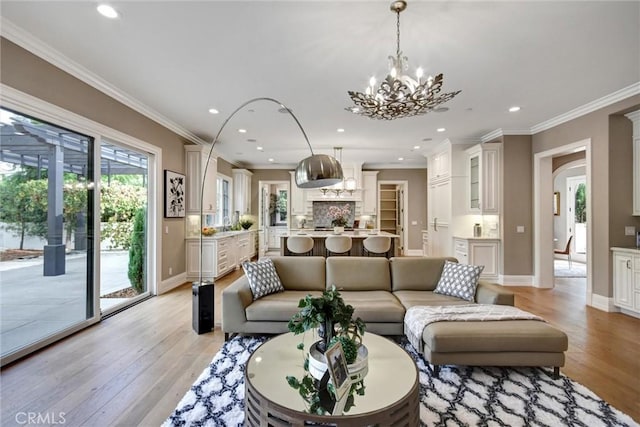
[346,1,461,120]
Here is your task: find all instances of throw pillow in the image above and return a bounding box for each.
[433,260,484,302]
[242,258,285,300]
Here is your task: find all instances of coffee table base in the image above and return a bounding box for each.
[245,377,419,427]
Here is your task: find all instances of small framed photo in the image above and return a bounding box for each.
[164,170,186,218]
[325,341,351,401]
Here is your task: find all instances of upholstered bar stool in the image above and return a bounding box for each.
[325,235,352,257]
[363,236,391,257]
[286,236,314,256]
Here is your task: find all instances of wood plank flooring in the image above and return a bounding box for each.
[1,272,638,426]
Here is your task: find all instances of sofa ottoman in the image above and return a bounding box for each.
[421,320,569,378]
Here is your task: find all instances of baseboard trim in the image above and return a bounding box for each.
[590,294,620,313]
[405,249,423,256]
[158,272,188,294]
[499,275,533,286]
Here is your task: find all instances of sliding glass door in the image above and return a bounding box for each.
[0,107,95,364]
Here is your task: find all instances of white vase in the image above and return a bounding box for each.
[333,226,344,234]
[308,341,369,382]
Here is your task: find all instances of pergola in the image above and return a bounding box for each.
[0,116,147,276]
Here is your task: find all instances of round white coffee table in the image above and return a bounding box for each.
[245,332,419,426]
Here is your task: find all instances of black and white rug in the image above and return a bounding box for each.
[163,336,637,427]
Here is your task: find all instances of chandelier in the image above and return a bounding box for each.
[346,1,461,120]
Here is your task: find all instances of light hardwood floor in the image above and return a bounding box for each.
[1,271,638,426]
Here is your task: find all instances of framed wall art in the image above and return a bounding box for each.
[165,170,186,218]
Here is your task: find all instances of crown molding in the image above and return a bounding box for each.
[481,128,531,143]
[1,18,208,146]
[530,82,640,134]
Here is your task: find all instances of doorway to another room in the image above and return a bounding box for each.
[258,180,289,257]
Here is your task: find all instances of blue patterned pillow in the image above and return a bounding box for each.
[434,260,484,302]
[242,258,285,300]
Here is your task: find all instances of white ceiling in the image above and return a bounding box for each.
[1,1,638,169]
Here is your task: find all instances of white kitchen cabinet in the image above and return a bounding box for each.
[429,148,450,182]
[290,171,306,215]
[362,171,378,215]
[422,230,429,256]
[268,227,288,249]
[215,235,237,278]
[185,145,217,214]
[232,169,253,215]
[453,237,500,280]
[612,248,640,317]
[186,239,215,281]
[624,111,640,215]
[466,143,501,214]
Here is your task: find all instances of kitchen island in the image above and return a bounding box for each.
[280,230,400,257]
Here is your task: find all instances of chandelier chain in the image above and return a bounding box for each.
[396,8,401,58]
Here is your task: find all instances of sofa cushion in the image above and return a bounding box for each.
[390,257,458,291]
[271,256,326,291]
[392,290,472,310]
[339,291,406,323]
[434,261,484,302]
[246,290,324,321]
[242,258,284,300]
[326,257,391,291]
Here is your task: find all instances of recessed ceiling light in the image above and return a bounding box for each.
[268,158,275,162]
[398,157,404,161]
[238,129,247,133]
[208,108,219,114]
[433,107,449,113]
[413,145,421,150]
[247,138,257,143]
[257,146,263,151]
[337,128,345,133]
[422,137,432,142]
[97,4,118,18]
[437,128,446,132]
[509,106,521,112]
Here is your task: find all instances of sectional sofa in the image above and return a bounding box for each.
[221,256,568,375]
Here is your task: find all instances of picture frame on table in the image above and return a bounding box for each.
[325,341,351,402]
[164,170,186,218]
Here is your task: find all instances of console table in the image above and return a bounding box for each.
[245,332,419,426]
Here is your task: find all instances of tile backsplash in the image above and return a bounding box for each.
[312,201,356,227]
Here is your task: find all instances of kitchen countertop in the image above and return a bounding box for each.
[185,229,257,240]
[453,236,501,241]
[610,247,640,254]
[283,230,400,238]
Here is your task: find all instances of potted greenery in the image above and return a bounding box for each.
[239,218,254,230]
[287,285,366,359]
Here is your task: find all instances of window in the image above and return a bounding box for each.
[215,175,231,226]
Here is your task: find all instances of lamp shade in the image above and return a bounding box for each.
[295,154,343,188]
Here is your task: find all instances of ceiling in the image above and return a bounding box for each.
[1,1,638,169]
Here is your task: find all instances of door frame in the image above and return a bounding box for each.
[565,174,587,262]
[257,180,290,255]
[0,84,161,365]
[377,180,409,255]
[533,138,593,304]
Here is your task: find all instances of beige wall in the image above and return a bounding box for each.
[374,169,428,251]
[532,95,640,297]
[1,38,188,282]
[217,157,234,177]
[501,136,534,276]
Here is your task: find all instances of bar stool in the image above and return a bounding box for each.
[325,235,352,257]
[363,236,391,257]
[286,236,314,256]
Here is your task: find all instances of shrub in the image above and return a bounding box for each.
[128,207,146,293]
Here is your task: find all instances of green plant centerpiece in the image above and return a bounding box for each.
[285,285,367,415]
[239,218,254,230]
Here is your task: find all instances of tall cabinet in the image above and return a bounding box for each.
[185,145,217,214]
[426,140,468,257]
[232,169,253,216]
[465,143,501,214]
[624,111,640,216]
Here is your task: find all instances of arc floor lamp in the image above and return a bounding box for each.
[196,97,343,294]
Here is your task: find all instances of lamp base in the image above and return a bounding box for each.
[192,281,214,334]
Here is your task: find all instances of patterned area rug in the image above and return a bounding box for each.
[163,336,637,427]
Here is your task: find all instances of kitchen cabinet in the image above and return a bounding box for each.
[624,111,640,215]
[422,230,429,256]
[612,248,640,316]
[185,145,217,214]
[236,231,257,264]
[232,169,253,215]
[362,171,378,215]
[186,231,257,281]
[215,235,237,277]
[269,227,288,249]
[454,237,500,280]
[290,171,306,215]
[428,180,451,257]
[429,148,450,182]
[465,143,501,214]
[186,239,215,281]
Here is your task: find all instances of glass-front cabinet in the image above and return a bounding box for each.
[465,143,501,215]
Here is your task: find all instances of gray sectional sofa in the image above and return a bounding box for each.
[221,256,511,337]
[221,256,568,375]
